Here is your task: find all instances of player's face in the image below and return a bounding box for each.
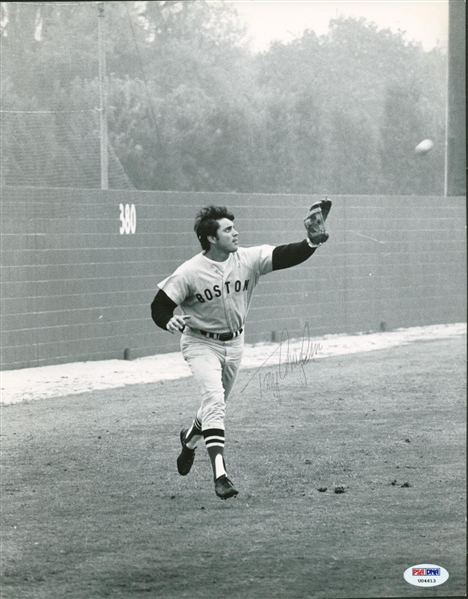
[211,218,239,253]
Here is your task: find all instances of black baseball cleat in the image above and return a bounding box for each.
[214,475,239,500]
[177,427,195,476]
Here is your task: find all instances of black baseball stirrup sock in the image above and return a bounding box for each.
[203,428,227,480]
[185,417,202,450]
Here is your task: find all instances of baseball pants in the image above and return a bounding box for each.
[180,331,244,431]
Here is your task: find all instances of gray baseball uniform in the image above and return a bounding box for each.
[157,245,274,432]
[158,244,274,335]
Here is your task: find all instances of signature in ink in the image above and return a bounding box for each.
[241,323,322,400]
[278,323,322,387]
[258,369,282,401]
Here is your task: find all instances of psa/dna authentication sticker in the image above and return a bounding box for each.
[404,564,449,587]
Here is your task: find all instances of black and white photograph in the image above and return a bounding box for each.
[1,1,466,598]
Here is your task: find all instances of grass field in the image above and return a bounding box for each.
[1,336,466,599]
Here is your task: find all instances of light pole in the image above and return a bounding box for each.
[97,1,108,190]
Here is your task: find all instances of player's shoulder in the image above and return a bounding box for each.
[236,245,274,260]
[172,252,205,275]
[234,245,275,273]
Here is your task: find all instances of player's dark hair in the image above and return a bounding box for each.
[194,205,235,251]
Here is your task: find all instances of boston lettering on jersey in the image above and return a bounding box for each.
[195,279,250,303]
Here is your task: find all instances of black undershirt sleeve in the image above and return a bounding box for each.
[151,289,178,331]
[272,240,317,271]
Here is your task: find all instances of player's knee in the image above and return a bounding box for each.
[201,400,226,429]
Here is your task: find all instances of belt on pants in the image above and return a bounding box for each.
[199,328,243,341]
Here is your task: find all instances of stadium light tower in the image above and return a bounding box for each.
[97,1,108,190]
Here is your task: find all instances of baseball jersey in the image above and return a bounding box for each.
[158,245,274,333]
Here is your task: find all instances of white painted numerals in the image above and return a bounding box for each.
[119,203,136,234]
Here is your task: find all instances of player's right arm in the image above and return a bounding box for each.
[151,289,190,334]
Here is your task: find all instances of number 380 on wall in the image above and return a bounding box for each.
[119,203,137,234]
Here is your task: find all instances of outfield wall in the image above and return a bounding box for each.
[1,188,466,370]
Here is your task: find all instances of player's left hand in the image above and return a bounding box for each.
[167,314,191,334]
[304,198,332,246]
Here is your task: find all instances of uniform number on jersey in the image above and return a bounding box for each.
[119,204,137,235]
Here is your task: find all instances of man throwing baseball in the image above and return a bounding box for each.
[151,201,331,500]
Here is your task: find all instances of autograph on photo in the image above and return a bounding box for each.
[240,323,322,401]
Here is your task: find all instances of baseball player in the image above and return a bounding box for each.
[151,202,331,500]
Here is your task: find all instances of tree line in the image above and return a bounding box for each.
[1,1,447,195]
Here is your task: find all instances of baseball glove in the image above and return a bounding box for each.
[304,198,332,246]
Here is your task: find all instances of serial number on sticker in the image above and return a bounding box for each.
[418,579,437,584]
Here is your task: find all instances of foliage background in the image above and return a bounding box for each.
[1,1,446,194]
